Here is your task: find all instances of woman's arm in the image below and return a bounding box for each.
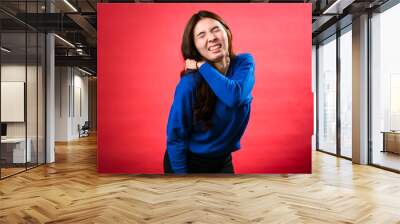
[166,76,194,174]
[198,53,255,107]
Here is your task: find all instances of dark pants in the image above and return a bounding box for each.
[164,150,234,174]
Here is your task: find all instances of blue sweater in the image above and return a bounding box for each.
[166,53,255,174]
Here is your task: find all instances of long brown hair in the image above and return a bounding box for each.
[181,10,235,131]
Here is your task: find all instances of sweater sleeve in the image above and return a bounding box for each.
[166,76,194,174]
[198,53,255,107]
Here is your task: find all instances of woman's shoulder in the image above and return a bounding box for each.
[235,53,255,65]
[176,70,200,92]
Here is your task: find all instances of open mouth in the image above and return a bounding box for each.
[208,44,222,51]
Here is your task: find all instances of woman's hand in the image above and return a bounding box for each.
[185,59,206,71]
[185,59,197,70]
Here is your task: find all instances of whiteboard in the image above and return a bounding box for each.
[1,82,25,122]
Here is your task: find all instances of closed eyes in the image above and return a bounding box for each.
[196,26,221,39]
[211,26,220,32]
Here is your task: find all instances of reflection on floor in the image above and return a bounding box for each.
[0,163,42,178]
[0,167,25,178]
[373,150,400,171]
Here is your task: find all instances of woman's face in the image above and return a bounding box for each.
[193,18,230,62]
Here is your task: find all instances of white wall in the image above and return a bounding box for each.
[55,67,89,141]
[1,64,40,137]
[73,73,89,137]
[55,66,70,141]
[1,65,26,134]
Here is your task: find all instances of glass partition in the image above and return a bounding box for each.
[1,30,28,177]
[0,1,46,179]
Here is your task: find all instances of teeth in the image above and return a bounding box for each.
[208,44,221,51]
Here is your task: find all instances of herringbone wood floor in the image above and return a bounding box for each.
[1,134,400,224]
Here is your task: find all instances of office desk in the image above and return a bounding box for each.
[1,138,32,163]
[381,131,400,154]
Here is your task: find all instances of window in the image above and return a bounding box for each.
[371,2,400,171]
[339,27,352,158]
[317,35,337,154]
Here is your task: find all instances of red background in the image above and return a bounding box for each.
[98,3,313,173]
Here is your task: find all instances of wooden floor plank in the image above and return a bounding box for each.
[1,134,400,223]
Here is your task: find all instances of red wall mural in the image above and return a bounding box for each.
[98,3,313,173]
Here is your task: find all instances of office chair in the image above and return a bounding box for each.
[79,121,90,138]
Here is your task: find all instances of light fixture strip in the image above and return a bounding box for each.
[322,0,355,15]
[63,0,78,12]
[322,0,342,14]
[78,67,93,76]
[1,47,11,53]
[54,34,75,48]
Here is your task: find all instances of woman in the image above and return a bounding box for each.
[164,10,255,174]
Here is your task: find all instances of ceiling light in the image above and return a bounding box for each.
[63,0,78,12]
[1,47,11,53]
[78,67,93,76]
[54,34,75,48]
[322,0,355,15]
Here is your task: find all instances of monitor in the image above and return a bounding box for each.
[1,123,7,137]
